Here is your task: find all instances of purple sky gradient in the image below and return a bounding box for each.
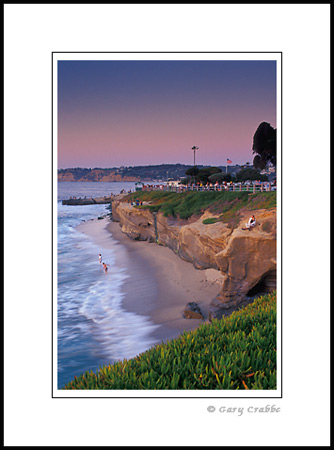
[58,60,276,168]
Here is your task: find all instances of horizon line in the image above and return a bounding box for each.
[58,162,252,170]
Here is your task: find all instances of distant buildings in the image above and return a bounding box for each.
[166,179,182,187]
[260,166,276,175]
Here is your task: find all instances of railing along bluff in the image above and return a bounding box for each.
[141,183,276,193]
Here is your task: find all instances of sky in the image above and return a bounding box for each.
[57,60,276,168]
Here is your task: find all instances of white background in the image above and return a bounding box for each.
[4,4,330,447]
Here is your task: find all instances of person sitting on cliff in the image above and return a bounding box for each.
[242,215,256,231]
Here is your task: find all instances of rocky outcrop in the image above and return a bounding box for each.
[183,302,204,320]
[62,196,112,205]
[111,198,276,314]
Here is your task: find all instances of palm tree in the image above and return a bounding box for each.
[191,146,199,166]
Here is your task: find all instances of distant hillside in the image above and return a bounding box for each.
[57,164,260,182]
[58,167,139,182]
[58,164,200,182]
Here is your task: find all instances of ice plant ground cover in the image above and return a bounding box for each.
[125,190,276,223]
[64,292,277,390]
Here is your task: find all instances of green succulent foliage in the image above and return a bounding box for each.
[202,217,219,225]
[124,191,276,220]
[64,292,277,390]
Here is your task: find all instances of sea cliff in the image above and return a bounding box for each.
[111,196,276,319]
[58,168,139,182]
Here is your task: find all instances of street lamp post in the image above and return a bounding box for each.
[191,146,199,166]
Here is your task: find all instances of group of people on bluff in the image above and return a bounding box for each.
[98,253,109,274]
[131,198,143,206]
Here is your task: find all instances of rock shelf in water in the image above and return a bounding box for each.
[62,196,112,205]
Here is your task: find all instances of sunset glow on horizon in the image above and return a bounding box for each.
[58,60,277,169]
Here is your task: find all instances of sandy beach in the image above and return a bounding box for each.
[77,216,223,345]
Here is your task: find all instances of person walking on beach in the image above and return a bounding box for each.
[102,262,110,274]
[98,254,102,264]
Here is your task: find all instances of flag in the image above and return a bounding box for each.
[227,159,232,164]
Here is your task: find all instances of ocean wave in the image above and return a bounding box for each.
[57,202,159,388]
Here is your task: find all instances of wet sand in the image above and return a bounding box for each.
[77,217,223,345]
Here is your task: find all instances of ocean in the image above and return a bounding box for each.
[57,182,159,389]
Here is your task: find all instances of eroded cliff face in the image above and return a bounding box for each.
[111,198,276,316]
[58,169,139,182]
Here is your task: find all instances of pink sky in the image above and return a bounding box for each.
[58,60,277,168]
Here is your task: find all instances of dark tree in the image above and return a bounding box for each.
[185,166,222,184]
[208,172,233,183]
[235,167,268,182]
[197,167,222,183]
[185,166,199,184]
[185,166,199,177]
[252,122,276,169]
[181,177,191,185]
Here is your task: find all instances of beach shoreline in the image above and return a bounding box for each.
[77,217,222,346]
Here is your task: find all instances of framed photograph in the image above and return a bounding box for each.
[53,52,281,398]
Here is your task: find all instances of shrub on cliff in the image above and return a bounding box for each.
[202,217,219,225]
[64,292,277,390]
